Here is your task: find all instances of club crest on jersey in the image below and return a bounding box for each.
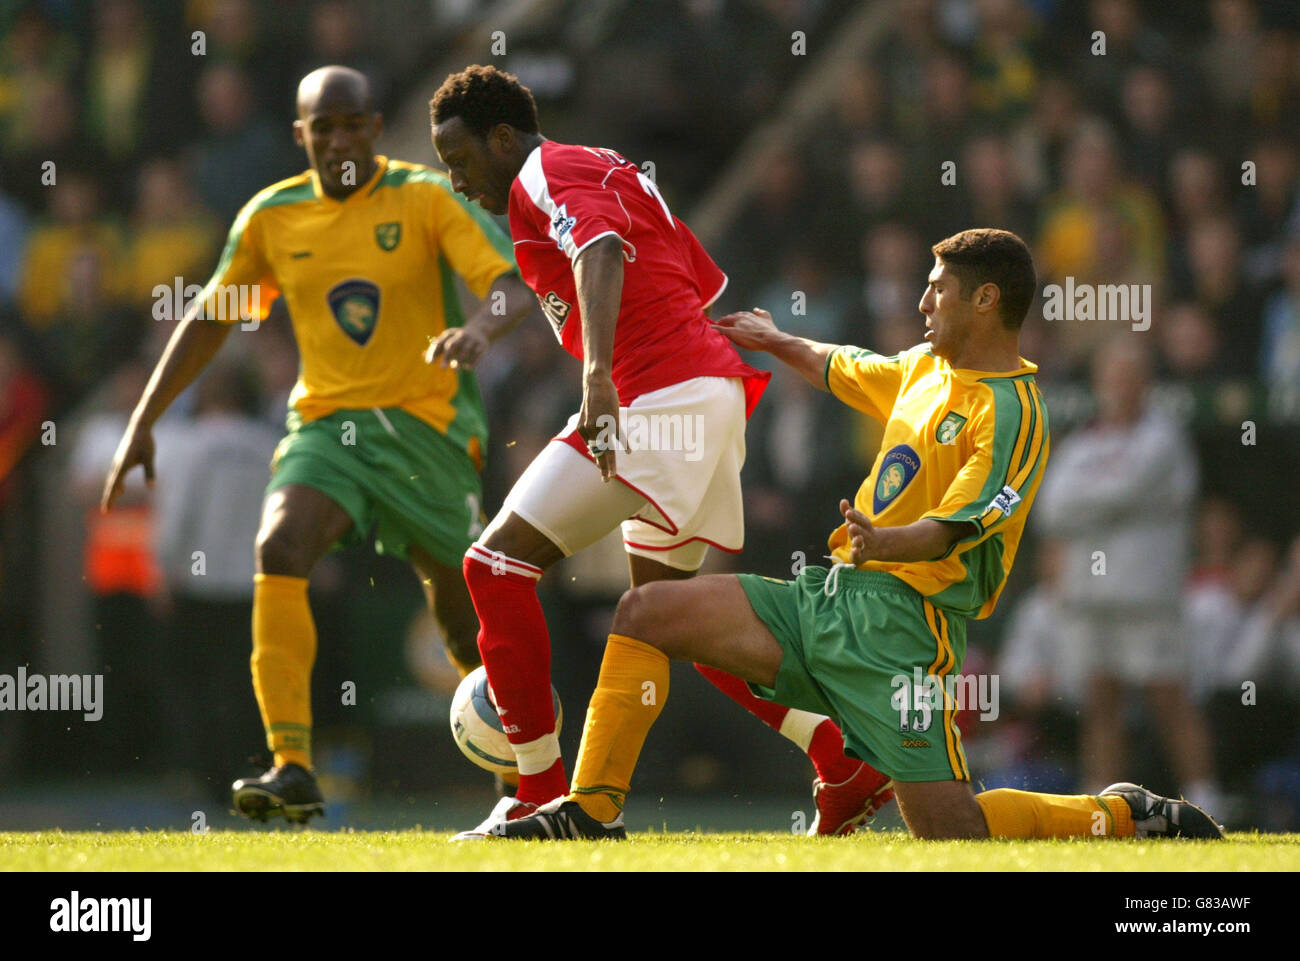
[375,221,401,251]
[327,279,380,346]
[936,412,968,445]
[873,444,921,514]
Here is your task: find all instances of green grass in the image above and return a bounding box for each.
[2,830,1297,871]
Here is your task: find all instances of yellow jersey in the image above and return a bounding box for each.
[825,343,1049,619]
[197,155,517,464]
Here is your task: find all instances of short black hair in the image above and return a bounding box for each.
[931,228,1036,329]
[430,64,539,138]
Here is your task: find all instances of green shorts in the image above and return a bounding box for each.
[737,565,971,782]
[266,407,484,567]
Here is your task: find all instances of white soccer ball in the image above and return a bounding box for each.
[449,665,563,775]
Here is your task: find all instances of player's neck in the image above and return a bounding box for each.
[945,339,1022,373]
[322,156,379,200]
[516,133,545,157]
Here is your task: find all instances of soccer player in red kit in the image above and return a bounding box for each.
[430,65,893,838]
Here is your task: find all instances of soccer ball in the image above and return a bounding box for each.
[449,665,562,775]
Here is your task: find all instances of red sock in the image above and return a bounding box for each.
[695,662,791,728]
[807,719,861,784]
[463,546,567,805]
[694,663,861,783]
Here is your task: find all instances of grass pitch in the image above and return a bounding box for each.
[2,829,1296,871]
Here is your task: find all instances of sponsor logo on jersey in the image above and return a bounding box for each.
[901,738,931,748]
[375,221,402,251]
[936,411,967,445]
[327,279,381,346]
[873,444,921,514]
[990,484,1022,516]
[540,290,571,338]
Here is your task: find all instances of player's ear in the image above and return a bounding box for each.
[976,282,1001,314]
[489,122,513,155]
[292,119,306,148]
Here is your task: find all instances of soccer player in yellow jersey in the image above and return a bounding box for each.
[498,228,1224,841]
[101,67,534,823]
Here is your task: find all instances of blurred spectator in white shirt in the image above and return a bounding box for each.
[1035,338,1221,813]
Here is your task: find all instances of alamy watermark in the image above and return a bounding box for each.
[1042,277,1151,331]
[0,668,102,721]
[592,412,705,462]
[152,277,262,329]
[891,667,999,729]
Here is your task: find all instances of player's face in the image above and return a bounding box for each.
[434,118,513,215]
[918,259,976,361]
[295,107,382,198]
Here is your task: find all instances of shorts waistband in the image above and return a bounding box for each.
[801,565,920,596]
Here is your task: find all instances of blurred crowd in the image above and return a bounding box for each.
[1,0,1299,826]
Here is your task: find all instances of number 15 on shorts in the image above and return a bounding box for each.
[891,669,936,733]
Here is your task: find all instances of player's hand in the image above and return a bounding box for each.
[578,371,620,482]
[101,421,155,513]
[425,325,490,370]
[841,498,880,565]
[714,308,779,351]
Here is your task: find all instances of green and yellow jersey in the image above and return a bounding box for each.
[825,343,1049,619]
[197,155,516,467]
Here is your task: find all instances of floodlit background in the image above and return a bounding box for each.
[1,0,1298,833]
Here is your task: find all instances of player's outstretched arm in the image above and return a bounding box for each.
[714,308,838,392]
[101,308,232,512]
[425,272,536,370]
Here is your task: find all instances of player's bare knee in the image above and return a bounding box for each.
[256,525,312,577]
[611,585,670,652]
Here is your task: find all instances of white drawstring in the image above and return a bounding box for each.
[823,558,854,597]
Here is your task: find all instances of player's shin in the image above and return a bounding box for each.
[694,663,861,783]
[462,546,567,804]
[975,788,1135,839]
[251,573,317,769]
[568,634,671,823]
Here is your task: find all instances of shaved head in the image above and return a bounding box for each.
[292,66,382,199]
[296,65,372,119]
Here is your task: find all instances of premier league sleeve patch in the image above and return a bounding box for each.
[989,484,1022,516]
[873,444,921,514]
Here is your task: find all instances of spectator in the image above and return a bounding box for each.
[153,360,279,789]
[1034,338,1222,813]
[1174,214,1265,376]
[125,159,221,311]
[188,63,296,223]
[1259,235,1300,392]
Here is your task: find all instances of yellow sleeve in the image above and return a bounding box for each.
[824,345,907,423]
[924,379,1049,557]
[196,205,278,325]
[429,182,518,299]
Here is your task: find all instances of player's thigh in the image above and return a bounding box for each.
[479,439,646,569]
[255,484,354,576]
[893,780,990,839]
[627,551,697,587]
[612,574,783,688]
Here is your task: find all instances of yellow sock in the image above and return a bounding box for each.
[975,788,1136,838]
[251,573,316,770]
[568,634,670,823]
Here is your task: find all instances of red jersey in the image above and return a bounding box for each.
[508,141,767,414]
